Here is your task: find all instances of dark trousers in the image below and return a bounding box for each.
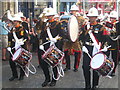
[9,54,25,77]
[38,49,57,82]
[105,50,119,73]
[37,49,42,65]
[82,45,99,88]
[64,50,81,69]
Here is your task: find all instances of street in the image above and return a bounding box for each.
[1,51,119,89]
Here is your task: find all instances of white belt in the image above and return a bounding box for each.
[85,42,94,46]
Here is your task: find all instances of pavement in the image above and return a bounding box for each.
[0,49,119,90]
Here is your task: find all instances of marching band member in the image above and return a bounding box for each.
[36,8,48,68]
[18,12,29,33]
[7,14,28,81]
[18,12,30,51]
[80,7,109,89]
[38,8,64,87]
[107,11,119,76]
[63,4,84,72]
[116,16,120,64]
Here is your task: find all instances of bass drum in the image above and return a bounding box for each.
[60,15,79,42]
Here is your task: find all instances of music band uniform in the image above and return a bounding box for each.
[63,5,84,72]
[8,25,28,81]
[81,22,109,89]
[105,12,119,76]
[80,7,109,89]
[38,18,64,87]
[63,16,84,72]
[116,20,120,63]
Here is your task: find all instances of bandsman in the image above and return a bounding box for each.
[7,14,28,81]
[80,7,109,89]
[63,4,84,72]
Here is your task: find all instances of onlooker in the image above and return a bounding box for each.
[0,17,12,61]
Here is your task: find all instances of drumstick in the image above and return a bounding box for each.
[106,75,112,78]
[46,36,62,41]
[23,39,27,42]
[86,52,92,59]
[82,46,92,59]
[9,50,13,56]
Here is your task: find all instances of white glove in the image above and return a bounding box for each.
[55,35,61,40]
[7,47,11,51]
[18,41,24,46]
[51,38,57,43]
[39,45,44,51]
[16,38,24,46]
[100,46,111,52]
[15,41,24,50]
[82,46,89,53]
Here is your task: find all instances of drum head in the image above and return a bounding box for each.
[12,48,22,61]
[68,15,79,42]
[90,53,105,69]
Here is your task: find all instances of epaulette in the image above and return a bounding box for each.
[49,21,60,29]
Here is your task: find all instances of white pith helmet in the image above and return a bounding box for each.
[42,8,49,14]
[18,12,24,18]
[45,7,57,16]
[39,13,44,18]
[54,14,59,18]
[109,11,118,19]
[6,10,14,21]
[39,8,49,18]
[13,14,22,22]
[70,4,79,11]
[87,6,99,17]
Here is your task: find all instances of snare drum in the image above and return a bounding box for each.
[60,15,79,42]
[42,45,64,67]
[12,48,32,66]
[90,52,114,76]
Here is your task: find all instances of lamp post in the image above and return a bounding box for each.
[83,0,86,15]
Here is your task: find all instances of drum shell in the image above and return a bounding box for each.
[42,45,64,67]
[12,48,32,66]
[60,15,79,42]
[90,52,114,76]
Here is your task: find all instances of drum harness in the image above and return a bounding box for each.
[82,22,114,78]
[7,31,36,77]
[39,22,64,80]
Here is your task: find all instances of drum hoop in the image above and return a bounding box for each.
[90,51,106,70]
[42,45,64,59]
[42,45,55,58]
[68,15,79,42]
[42,45,64,66]
[12,48,22,61]
[12,48,32,62]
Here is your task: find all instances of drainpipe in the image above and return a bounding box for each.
[53,0,57,13]
[15,0,18,13]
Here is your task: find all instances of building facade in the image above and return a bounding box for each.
[0,0,119,19]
